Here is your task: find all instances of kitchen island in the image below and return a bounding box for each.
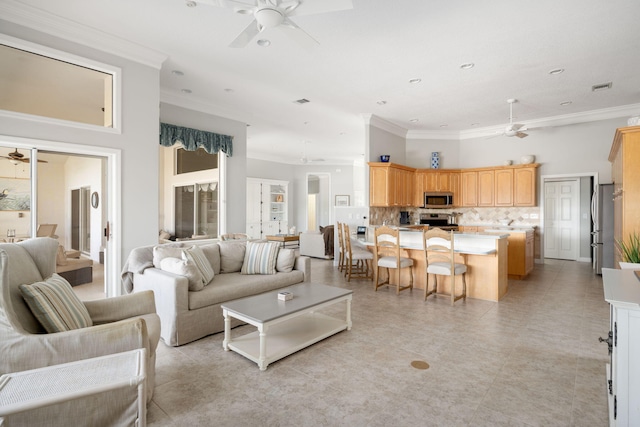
[359,228,509,301]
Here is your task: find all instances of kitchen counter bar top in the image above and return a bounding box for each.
[359,228,509,301]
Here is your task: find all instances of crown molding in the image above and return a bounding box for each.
[160,89,248,125]
[0,0,167,69]
[406,103,640,141]
[362,114,408,138]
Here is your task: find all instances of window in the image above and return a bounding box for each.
[176,147,218,174]
[174,182,218,239]
[0,35,119,130]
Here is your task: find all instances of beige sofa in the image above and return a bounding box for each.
[124,240,310,346]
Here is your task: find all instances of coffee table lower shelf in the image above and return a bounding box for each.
[226,312,348,370]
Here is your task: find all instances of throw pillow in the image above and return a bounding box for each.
[200,244,221,275]
[56,245,68,266]
[152,243,184,268]
[218,241,246,273]
[276,248,296,273]
[183,245,215,285]
[19,274,93,333]
[160,257,205,291]
[241,241,280,275]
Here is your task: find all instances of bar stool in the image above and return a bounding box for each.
[423,227,467,305]
[343,224,373,281]
[373,226,413,294]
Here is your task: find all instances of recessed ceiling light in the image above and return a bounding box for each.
[257,39,271,47]
[171,70,184,76]
[224,88,234,93]
[376,100,387,105]
[460,63,474,70]
[409,118,419,123]
[549,68,564,75]
[409,78,422,84]
[439,124,448,128]
[471,123,480,126]
[181,89,192,94]
[339,132,346,135]
[185,1,197,7]
[294,98,310,104]
[560,101,572,106]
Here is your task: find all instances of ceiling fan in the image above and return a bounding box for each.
[300,141,324,163]
[1,149,48,164]
[501,99,529,138]
[196,0,354,48]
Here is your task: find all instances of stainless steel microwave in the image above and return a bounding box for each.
[423,192,454,208]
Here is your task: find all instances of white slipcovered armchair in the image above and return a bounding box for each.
[0,238,160,402]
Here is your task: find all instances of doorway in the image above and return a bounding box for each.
[0,139,120,297]
[544,180,580,260]
[306,173,331,231]
[541,173,597,263]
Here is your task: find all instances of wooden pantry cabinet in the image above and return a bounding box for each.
[369,162,415,207]
[609,126,640,267]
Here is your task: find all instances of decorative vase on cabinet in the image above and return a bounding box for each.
[431,152,440,169]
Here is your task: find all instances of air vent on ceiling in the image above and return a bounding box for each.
[592,82,613,92]
[294,98,310,104]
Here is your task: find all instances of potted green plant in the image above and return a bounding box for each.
[618,232,640,269]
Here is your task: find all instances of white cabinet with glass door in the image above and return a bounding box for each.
[246,178,288,239]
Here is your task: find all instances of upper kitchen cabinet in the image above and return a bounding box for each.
[414,170,460,206]
[369,162,416,207]
[513,166,538,206]
[609,126,640,266]
[460,171,478,206]
[495,166,538,207]
[478,170,495,206]
[461,165,538,207]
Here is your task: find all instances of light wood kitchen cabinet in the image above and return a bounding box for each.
[494,169,514,206]
[478,170,495,206]
[460,171,478,206]
[505,230,534,279]
[369,162,416,207]
[609,126,640,267]
[413,170,460,206]
[514,167,537,206]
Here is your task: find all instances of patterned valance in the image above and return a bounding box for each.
[159,122,233,157]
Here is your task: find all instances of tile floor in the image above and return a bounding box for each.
[146,258,610,426]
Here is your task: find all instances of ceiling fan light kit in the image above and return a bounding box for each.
[207,0,353,48]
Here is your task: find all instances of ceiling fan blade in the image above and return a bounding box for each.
[229,19,261,48]
[515,132,529,138]
[280,17,318,48]
[287,0,353,16]
[510,123,526,131]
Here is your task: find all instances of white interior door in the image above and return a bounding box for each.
[544,180,579,260]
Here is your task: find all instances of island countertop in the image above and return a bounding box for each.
[357,227,509,301]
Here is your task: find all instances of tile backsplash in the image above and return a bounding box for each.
[369,206,541,228]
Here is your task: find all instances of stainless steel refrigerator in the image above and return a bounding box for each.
[591,183,615,274]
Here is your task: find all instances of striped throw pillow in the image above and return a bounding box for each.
[19,274,93,333]
[183,245,215,285]
[241,241,280,275]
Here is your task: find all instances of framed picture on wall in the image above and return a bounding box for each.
[335,195,350,206]
[0,177,30,211]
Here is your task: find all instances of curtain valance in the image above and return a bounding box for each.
[159,122,233,157]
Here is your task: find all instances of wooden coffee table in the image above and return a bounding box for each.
[222,283,352,370]
[266,234,300,248]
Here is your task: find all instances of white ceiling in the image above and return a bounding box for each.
[4,0,640,165]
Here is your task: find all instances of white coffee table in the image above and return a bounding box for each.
[222,283,352,370]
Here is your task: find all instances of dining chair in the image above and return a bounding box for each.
[423,227,467,305]
[336,222,346,273]
[373,226,413,294]
[343,224,373,282]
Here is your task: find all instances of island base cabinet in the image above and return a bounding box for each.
[373,239,508,302]
[603,269,640,426]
